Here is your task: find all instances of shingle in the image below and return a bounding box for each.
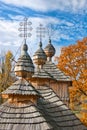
[43,61,71,81]
[2,79,40,96]
[32,68,54,79]
[0,102,55,130]
[37,85,87,130]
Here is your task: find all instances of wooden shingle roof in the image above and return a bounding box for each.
[14,43,34,77]
[32,68,54,79]
[2,79,39,96]
[33,42,47,65]
[37,86,87,130]
[44,39,55,58]
[0,101,55,130]
[43,61,71,81]
[14,55,34,73]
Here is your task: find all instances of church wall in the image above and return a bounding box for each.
[30,79,72,106]
[50,81,72,106]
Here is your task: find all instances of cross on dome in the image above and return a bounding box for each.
[18,17,33,43]
[36,24,46,42]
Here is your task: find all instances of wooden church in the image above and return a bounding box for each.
[32,38,72,106]
[0,19,86,130]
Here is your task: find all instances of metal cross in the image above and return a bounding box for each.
[47,24,55,40]
[18,17,33,41]
[36,24,46,42]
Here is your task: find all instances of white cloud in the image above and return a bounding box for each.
[0,16,65,58]
[1,0,87,12]
[0,20,19,42]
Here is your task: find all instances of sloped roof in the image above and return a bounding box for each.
[43,61,71,81]
[32,68,54,79]
[14,55,34,73]
[2,79,39,96]
[33,47,46,60]
[44,39,55,58]
[14,43,34,75]
[37,86,87,130]
[33,42,47,65]
[0,101,55,130]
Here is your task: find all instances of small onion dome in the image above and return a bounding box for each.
[14,43,34,78]
[33,42,47,65]
[44,39,55,61]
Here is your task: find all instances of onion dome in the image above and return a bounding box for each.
[33,42,47,66]
[44,39,55,61]
[14,42,34,78]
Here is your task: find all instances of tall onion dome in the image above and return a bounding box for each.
[14,41,34,78]
[44,39,55,61]
[33,42,47,67]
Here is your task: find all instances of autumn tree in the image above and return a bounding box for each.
[0,50,15,93]
[56,37,87,110]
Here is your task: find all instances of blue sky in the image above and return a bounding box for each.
[0,0,87,58]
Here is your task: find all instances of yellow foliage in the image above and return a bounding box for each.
[0,50,14,92]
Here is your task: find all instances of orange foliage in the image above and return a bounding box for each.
[56,37,87,111]
[56,37,87,90]
[57,37,87,82]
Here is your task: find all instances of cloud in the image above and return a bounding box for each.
[0,0,87,12]
[0,1,27,17]
[0,0,87,62]
[0,16,64,58]
[0,20,19,42]
[0,9,87,58]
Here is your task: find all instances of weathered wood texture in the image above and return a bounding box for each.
[37,85,87,130]
[0,101,55,130]
[2,79,39,96]
[43,61,71,81]
[14,54,34,77]
[0,79,86,129]
[33,45,47,65]
[2,79,40,104]
[30,61,72,106]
